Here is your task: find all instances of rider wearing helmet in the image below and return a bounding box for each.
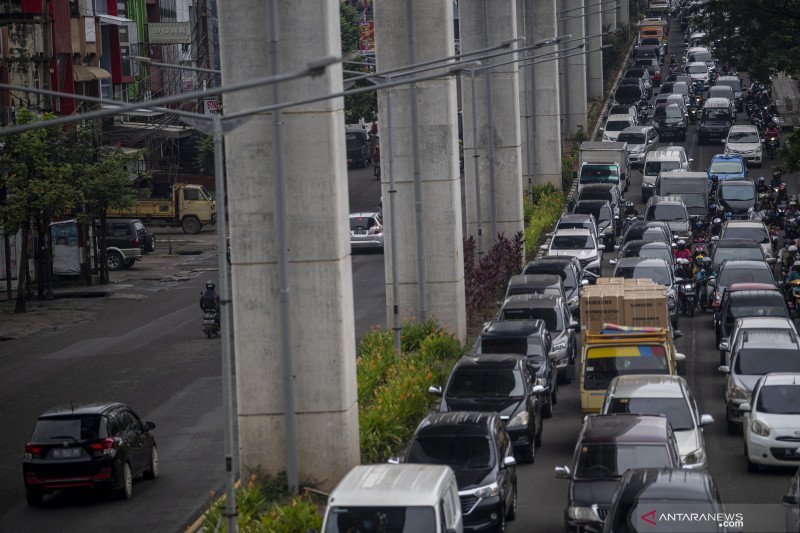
[709,174,720,197]
[200,280,221,314]
[675,257,693,279]
[788,260,800,283]
[777,183,789,205]
[756,176,768,194]
[674,239,692,262]
[771,168,783,188]
[785,245,799,273]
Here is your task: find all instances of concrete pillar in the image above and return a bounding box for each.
[560,0,588,137]
[218,0,359,489]
[375,0,467,340]
[586,1,604,100]
[532,0,563,186]
[618,0,631,27]
[602,0,618,31]
[461,0,524,254]
[517,0,533,190]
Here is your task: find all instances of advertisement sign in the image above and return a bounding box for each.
[358,21,374,52]
[204,99,221,115]
[148,22,191,44]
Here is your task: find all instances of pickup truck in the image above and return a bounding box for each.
[107,183,215,234]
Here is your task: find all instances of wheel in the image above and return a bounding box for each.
[517,440,535,464]
[689,302,695,317]
[719,351,726,366]
[115,462,133,500]
[124,259,136,268]
[506,483,517,521]
[181,216,201,234]
[106,251,124,271]
[552,383,558,405]
[534,421,543,448]
[727,420,740,435]
[542,396,554,419]
[143,446,159,480]
[641,191,648,203]
[149,234,157,253]
[26,489,43,506]
[206,328,214,339]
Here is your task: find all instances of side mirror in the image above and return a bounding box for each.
[503,456,517,468]
[570,319,579,329]
[689,158,695,162]
[428,385,443,396]
[614,244,620,251]
[387,456,400,464]
[598,244,606,251]
[610,258,618,264]
[739,403,751,412]
[144,421,156,431]
[675,277,685,283]
[768,257,777,265]
[699,414,714,427]
[580,279,590,286]
[599,127,605,132]
[720,139,726,144]
[718,365,730,374]
[708,279,716,287]
[532,384,547,394]
[718,340,729,352]
[782,493,800,506]
[676,352,687,375]
[540,244,548,251]
[554,466,571,479]
[673,329,683,339]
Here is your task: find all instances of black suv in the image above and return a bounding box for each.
[476,319,557,417]
[23,402,157,505]
[523,256,584,316]
[102,218,155,270]
[652,103,688,141]
[404,412,518,532]
[345,129,373,168]
[430,353,546,463]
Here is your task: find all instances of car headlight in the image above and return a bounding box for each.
[553,341,568,352]
[536,377,549,388]
[683,449,705,465]
[474,482,501,499]
[567,506,601,522]
[728,384,750,401]
[751,419,770,437]
[683,283,694,291]
[507,410,529,428]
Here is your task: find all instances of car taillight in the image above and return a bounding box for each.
[374,227,382,234]
[132,237,141,247]
[24,443,42,459]
[89,438,117,455]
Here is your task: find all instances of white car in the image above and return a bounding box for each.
[601,114,637,142]
[540,228,603,277]
[742,373,800,471]
[602,375,714,468]
[685,61,710,86]
[349,212,384,251]
[719,317,798,367]
[724,125,763,166]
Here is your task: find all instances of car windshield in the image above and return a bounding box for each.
[606,120,632,132]
[406,435,493,469]
[627,228,669,243]
[350,217,376,231]
[713,247,763,264]
[641,38,660,46]
[719,266,773,286]
[671,193,705,209]
[654,106,683,119]
[625,246,671,263]
[708,160,744,174]
[718,80,741,92]
[30,416,104,443]
[557,222,592,231]
[324,506,436,533]
[722,227,769,244]
[757,385,800,415]
[720,184,755,202]
[575,205,611,222]
[615,86,643,101]
[500,308,562,332]
[729,131,760,143]
[688,64,707,74]
[575,444,671,479]
[447,368,526,398]
[607,397,695,431]
[583,345,669,390]
[581,164,619,183]
[345,133,364,146]
[735,348,800,375]
[704,108,731,121]
[618,132,647,144]
[692,52,713,62]
[506,286,561,297]
[647,205,687,222]
[644,161,681,175]
[552,235,595,250]
[730,300,787,318]
[579,190,613,203]
[615,265,671,286]
[610,106,634,115]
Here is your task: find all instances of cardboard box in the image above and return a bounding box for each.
[581,281,668,332]
[581,289,624,332]
[623,290,669,330]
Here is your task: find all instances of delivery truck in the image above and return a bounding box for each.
[107,183,216,235]
[655,171,709,220]
[577,141,630,195]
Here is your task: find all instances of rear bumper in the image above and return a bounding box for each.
[24,468,117,491]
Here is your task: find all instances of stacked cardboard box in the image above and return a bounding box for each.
[580,278,669,332]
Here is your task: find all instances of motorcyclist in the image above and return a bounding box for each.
[675,257,693,279]
[674,239,692,262]
[709,175,720,198]
[788,260,800,283]
[776,183,789,205]
[669,54,677,70]
[783,245,799,274]
[709,216,723,237]
[765,122,780,145]
[200,280,221,324]
[771,168,783,189]
[623,201,639,217]
[788,200,800,218]
[695,257,715,309]
[756,176,769,195]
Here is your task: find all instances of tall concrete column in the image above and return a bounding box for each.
[517,0,533,191]
[560,0,588,137]
[218,0,359,489]
[618,0,631,27]
[586,2,604,100]
[375,0,467,340]
[531,0,563,186]
[461,0,523,254]
[602,0,618,31]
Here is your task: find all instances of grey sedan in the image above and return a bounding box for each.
[349,212,384,251]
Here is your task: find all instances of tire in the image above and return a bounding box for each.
[518,440,535,464]
[542,397,554,419]
[26,489,43,506]
[534,421,543,448]
[206,328,214,339]
[115,462,133,500]
[149,234,157,253]
[181,216,201,235]
[494,504,507,533]
[506,484,517,521]
[719,350,726,366]
[107,251,124,271]
[689,302,695,317]
[143,446,159,480]
[641,191,648,203]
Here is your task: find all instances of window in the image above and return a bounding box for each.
[734,348,800,375]
[446,368,526,398]
[607,397,695,430]
[406,436,492,468]
[106,411,123,437]
[111,223,130,237]
[575,444,672,479]
[646,204,687,222]
[184,188,201,201]
[551,235,595,250]
[31,416,105,442]
[500,308,562,332]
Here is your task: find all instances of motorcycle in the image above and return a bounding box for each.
[679,278,697,317]
[788,280,800,318]
[687,105,698,123]
[202,309,220,338]
[765,136,779,159]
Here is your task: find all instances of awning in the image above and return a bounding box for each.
[100,103,164,117]
[73,66,112,81]
[98,14,134,26]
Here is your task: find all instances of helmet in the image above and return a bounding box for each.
[702,256,712,264]
[790,245,798,253]
[713,218,722,224]
[773,169,782,177]
[678,258,689,265]
[206,280,216,290]
[711,174,719,182]
[677,239,686,250]
[793,260,800,268]
[758,176,766,183]
[791,201,798,207]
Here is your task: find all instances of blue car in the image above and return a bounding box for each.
[707,154,747,185]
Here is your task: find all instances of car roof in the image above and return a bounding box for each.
[575,199,611,208]
[455,353,527,369]
[729,124,758,132]
[741,331,799,348]
[760,373,800,386]
[507,274,562,288]
[502,294,564,310]
[630,220,671,230]
[649,146,686,158]
[727,284,779,294]
[620,126,652,135]
[722,220,763,228]
[617,468,716,502]
[582,414,671,445]
[529,256,580,268]
[720,260,770,269]
[623,240,671,250]
[415,412,496,436]
[350,212,380,218]
[559,214,594,223]
[705,97,732,107]
[719,179,753,187]
[647,197,684,207]
[39,402,124,418]
[328,464,456,507]
[713,238,761,248]
[481,319,546,337]
[687,61,707,68]
[615,257,670,268]
[579,183,619,192]
[607,113,636,121]
[609,375,688,398]
[737,317,795,329]
[553,228,594,237]
[712,153,744,161]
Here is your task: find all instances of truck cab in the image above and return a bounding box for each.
[578,141,630,194]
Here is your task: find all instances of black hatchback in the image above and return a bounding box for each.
[23,402,157,505]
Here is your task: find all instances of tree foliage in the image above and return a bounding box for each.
[340,1,378,123]
[340,1,360,56]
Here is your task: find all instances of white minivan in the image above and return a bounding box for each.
[321,464,463,533]
[641,146,692,202]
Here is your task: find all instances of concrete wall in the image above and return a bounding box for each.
[218,0,359,489]
[602,0,618,31]
[560,0,588,137]
[375,0,467,340]
[585,2,604,100]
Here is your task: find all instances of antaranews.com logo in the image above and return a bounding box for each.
[639,508,744,529]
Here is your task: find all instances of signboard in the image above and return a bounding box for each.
[148,22,191,44]
[204,99,221,115]
[358,21,374,52]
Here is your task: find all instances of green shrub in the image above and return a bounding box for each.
[523,189,565,259]
[356,329,395,405]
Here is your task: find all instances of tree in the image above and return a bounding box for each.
[341,1,377,124]
[340,2,360,56]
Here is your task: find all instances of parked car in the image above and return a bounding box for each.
[555,414,683,532]
[430,353,546,463]
[601,375,714,468]
[742,373,800,471]
[349,212,383,251]
[23,402,157,505]
[345,128,373,168]
[101,218,149,270]
[403,412,516,532]
[541,228,603,278]
[523,257,584,316]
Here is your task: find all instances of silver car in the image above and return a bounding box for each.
[349,212,384,251]
[616,125,659,166]
[601,375,714,468]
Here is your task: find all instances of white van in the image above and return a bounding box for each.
[321,464,463,533]
[641,147,692,202]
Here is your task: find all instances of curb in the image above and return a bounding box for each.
[184,480,241,533]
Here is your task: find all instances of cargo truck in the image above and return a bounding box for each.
[107,183,216,235]
[577,141,630,195]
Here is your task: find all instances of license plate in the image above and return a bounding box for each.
[354,230,366,235]
[52,448,81,459]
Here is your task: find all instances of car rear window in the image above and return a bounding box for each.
[735,348,800,375]
[349,217,375,231]
[722,227,769,244]
[500,308,561,331]
[481,338,530,355]
[31,415,105,443]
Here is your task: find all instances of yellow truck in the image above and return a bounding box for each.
[578,278,686,416]
[107,183,216,234]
